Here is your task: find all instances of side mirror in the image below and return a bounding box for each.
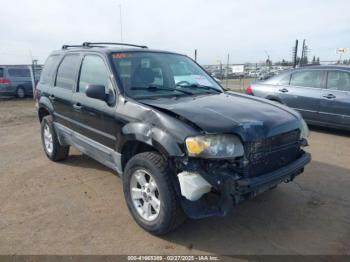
[85,84,107,102]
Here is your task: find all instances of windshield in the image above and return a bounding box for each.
[111,52,222,99]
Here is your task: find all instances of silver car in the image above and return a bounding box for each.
[247,65,350,130]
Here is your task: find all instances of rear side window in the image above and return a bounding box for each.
[55,54,80,90]
[40,55,60,84]
[290,70,322,88]
[0,68,3,78]
[8,68,30,77]
[327,71,350,92]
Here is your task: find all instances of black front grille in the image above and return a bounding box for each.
[244,129,301,177]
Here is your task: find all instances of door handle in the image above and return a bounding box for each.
[49,94,55,101]
[323,94,336,99]
[279,88,289,93]
[73,103,82,110]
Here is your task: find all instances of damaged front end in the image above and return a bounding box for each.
[173,129,311,219]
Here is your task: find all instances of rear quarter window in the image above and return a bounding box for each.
[262,73,290,85]
[40,55,60,84]
[0,68,3,78]
[277,73,291,85]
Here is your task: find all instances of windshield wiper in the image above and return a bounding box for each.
[131,86,194,95]
[176,84,222,93]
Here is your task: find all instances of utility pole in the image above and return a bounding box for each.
[293,39,298,68]
[226,53,230,89]
[28,50,36,98]
[300,39,306,67]
[194,49,197,62]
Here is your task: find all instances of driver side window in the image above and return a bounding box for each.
[79,55,112,94]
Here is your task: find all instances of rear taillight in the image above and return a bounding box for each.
[0,79,10,85]
[246,85,253,95]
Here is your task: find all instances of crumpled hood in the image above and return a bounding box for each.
[140,92,302,141]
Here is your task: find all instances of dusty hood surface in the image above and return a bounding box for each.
[140,92,302,141]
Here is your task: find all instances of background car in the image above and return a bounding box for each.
[247,65,350,130]
[0,65,35,98]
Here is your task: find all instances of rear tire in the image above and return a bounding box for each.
[41,115,69,161]
[16,86,25,98]
[123,152,185,235]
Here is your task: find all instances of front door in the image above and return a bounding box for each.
[319,70,350,127]
[71,54,118,149]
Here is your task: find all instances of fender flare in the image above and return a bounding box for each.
[121,122,184,157]
[265,95,283,104]
[38,96,54,119]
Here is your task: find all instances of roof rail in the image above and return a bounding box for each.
[82,42,148,49]
[62,44,85,50]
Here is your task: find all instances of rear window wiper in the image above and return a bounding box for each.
[176,83,222,93]
[131,86,194,95]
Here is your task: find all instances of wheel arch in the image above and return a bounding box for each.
[38,97,54,122]
[266,95,284,104]
[120,123,184,171]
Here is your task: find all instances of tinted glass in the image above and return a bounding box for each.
[40,55,59,84]
[327,71,350,92]
[78,55,111,93]
[290,70,322,88]
[112,52,222,98]
[8,68,30,77]
[56,54,80,90]
[0,68,3,78]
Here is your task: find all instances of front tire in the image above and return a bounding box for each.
[41,115,69,161]
[123,152,185,235]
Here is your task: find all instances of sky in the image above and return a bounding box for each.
[0,0,349,65]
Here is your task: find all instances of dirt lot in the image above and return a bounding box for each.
[0,99,350,255]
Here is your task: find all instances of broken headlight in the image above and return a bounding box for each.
[185,134,244,158]
[300,119,310,139]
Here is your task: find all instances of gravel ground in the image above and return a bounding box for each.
[0,99,349,255]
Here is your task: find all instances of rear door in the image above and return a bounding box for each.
[71,54,117,149]
[276,69,324,121]
[319,70,350,127]
[51,53,82,129]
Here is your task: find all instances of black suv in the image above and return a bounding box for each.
[36,42,311,235]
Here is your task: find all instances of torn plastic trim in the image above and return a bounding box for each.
[175,157,240,219]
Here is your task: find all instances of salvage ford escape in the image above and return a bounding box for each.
[36,42,311,235]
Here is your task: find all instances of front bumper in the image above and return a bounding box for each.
[236,152,311,195]
[178,151,311,219]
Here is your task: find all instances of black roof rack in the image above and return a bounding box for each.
[62,44,84,50]
[82,42,148,49]
[62,42,148,50]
